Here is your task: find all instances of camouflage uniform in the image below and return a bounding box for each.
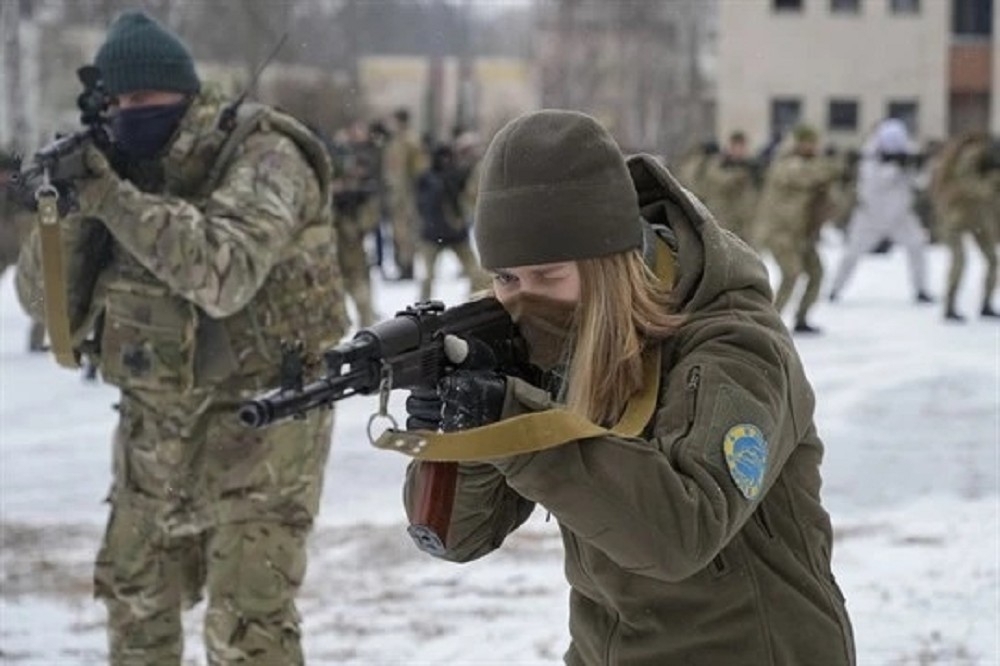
[16,88,348,665]
[933,134,998,319]
[756,149,840,330]
[0,156,46,351]
[383,126,423,278]
[700,153,760,245]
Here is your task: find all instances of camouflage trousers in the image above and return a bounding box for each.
[770,238,823,324]
[417,240,492,302]
[942,212,998,313]
[94,391,334,665]
[337,205,377,328]
[389,189,417,276]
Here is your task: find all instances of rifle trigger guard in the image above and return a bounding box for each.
[366,363,398,445]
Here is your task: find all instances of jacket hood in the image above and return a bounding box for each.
[627,153,773,313]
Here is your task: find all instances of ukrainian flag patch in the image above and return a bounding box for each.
[723,424,768,500]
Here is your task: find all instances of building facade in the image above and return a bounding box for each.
[718,0,995,150]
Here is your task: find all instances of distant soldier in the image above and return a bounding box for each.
[675,139,719,202]
[756,125,841,334]
[828,119,933,304]
[414,144,490,301]
[0,150,45,351]
[701,131,760,245]
[331,120,381,327]
[932,132,998,322]
[383,108,424,280]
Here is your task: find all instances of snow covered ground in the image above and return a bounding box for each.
[1,235,998,665]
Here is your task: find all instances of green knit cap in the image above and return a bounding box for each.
[474,110,642,270]
[95,11,200,96]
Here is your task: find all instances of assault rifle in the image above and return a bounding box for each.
[238,297,533,430]
[877,151,926,170]
[239,297,535,556]
[11,65,115,206]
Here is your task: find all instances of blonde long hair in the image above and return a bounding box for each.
[564,249,684,426]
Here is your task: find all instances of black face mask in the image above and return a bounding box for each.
[112,101,189,161]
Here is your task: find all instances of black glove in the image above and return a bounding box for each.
[438,369,506,431]
[404,334,507,432]
[405,386,444,431]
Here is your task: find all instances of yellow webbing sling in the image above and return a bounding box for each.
[36,188,79,368]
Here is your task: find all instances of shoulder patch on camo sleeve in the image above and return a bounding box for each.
[723,424,768,500]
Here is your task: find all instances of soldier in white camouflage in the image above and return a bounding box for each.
[15,11,347,664]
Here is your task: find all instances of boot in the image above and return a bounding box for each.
[793,320,823,335]
[944,308,966,323]
[392,265,414,281]
[914,291,934,304]
[982,303,1000,319]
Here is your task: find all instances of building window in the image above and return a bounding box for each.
[828,99,860,131]
[773,0,804,11]
[771,97,803,138]
[953,0,993,37]
[831,0,861,13]
[889,0,920,13]
[887,100,919,134]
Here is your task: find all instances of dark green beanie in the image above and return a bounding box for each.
[474,110,642,270]
[95,11,200,97]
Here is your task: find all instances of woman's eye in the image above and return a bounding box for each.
[492,272,517,286]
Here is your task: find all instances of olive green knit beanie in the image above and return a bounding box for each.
[95,11,200,97]
[473,110,643,270]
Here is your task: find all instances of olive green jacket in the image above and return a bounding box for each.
[405,155,855,666]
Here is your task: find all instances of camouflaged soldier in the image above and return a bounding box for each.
[383,108,424,280]
[932,132,999,322]
[15,12,347,664]
[330,121,380,328]
[0,151,46,351]
[700,131,760,245]
[755,125,841,334]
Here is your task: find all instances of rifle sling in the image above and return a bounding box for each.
[37,191,79,369]
[373,237,675,461]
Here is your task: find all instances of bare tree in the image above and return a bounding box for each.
[537,0,716,156]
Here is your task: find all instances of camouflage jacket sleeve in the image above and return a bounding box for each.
[403,459,536,562]
[14,224,46,322]
[91,132,323,318]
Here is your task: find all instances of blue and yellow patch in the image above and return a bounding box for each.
[723,424,769,500]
